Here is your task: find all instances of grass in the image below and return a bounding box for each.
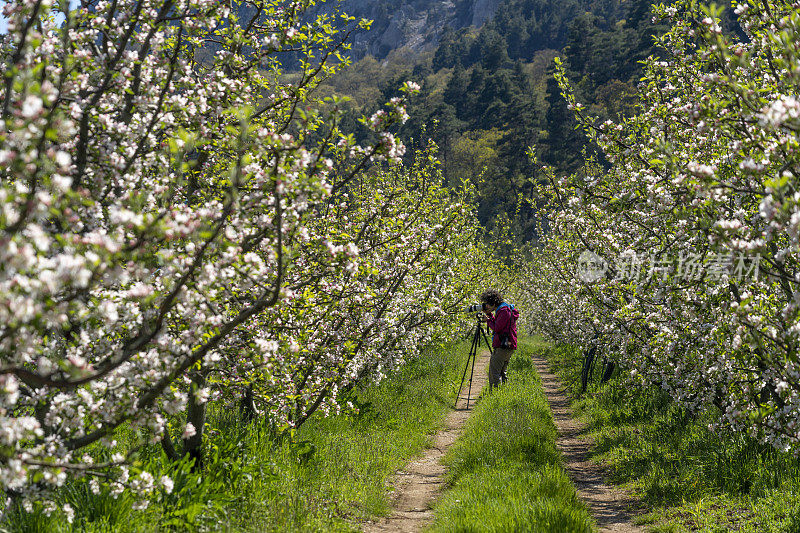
[3,340,471,532]
[543,341,800,533]
[428,338,595,533]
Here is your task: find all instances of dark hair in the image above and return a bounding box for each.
[480,289,503,307]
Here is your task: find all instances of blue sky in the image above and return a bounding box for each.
[0,0,78,34]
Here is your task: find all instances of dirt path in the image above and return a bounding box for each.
[363,350,490,533]
[531,354,644,533]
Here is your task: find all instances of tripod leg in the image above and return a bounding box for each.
[456,322,481,409]
[466,331,479,409]
[480,326,493,352]
[464,321,483,409]
[455,345,473,409]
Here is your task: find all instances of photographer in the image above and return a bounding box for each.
[480,289,520,388]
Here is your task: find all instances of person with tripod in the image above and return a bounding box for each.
[480,289,520,388]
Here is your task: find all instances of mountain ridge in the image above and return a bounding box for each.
[306,0,504,60]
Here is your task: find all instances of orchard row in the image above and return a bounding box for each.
[0,0,499,515]
[520,0,800,455]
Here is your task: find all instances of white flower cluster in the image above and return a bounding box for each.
[521,0,800,453]
[0,0,492,512]
[759,95,800,128]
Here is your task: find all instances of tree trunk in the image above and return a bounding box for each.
[239,384,257,423]
[161,431,179,461]
[182,368,207,471]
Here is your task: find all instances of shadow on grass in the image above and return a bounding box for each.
[542,341,800,532]
[2,341,473,533]
[429,339,594,533]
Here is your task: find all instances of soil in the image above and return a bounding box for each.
[362,349,490,533]
[362,350,644,533]
[531,353,645,533]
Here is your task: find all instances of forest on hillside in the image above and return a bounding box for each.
[319,0,720,242]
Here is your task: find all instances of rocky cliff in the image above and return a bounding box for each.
[306,0,504,59]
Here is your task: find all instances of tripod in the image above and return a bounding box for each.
[455,314,493,409]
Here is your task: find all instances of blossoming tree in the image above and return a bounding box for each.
[0,0,492,511]
[524,0,800,451]
[165,146,493,467]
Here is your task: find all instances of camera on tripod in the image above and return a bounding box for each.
[465,303,486,313]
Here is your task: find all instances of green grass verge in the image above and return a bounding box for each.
[544,341,800,533]
[4,341,470,533]
[428,338,595,533]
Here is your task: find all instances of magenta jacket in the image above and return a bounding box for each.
[486,303,520,349]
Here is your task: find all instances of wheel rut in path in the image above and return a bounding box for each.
[531,353,644,533]
[362,350,490,533]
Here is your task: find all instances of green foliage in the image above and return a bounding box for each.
[317,0,670,244]
[2,341,471,532]
[435,0,595,69]
[543,343,800,532]
[429,339,594,532]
